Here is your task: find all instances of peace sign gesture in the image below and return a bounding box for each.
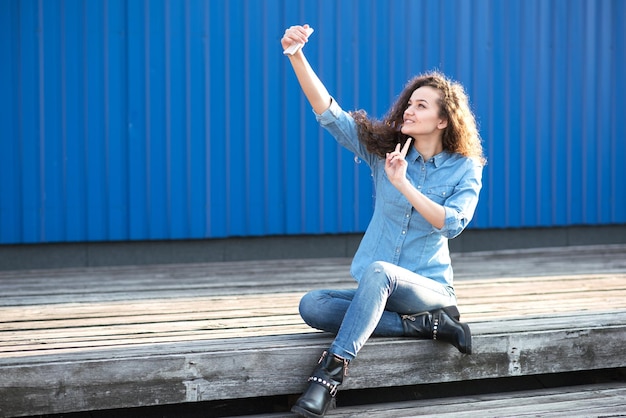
[385,137,413,187]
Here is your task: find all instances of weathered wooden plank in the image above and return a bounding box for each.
[3,283,624,332]
[0,306,302,332]
[1,273,623,318]
[2,295,625,359]
[4,287,623,334]
[2,284,624,343]
[0,294,304,323]
[4,311,626,362]
[2,244,624,304]
[0,259,354,295]
[0,310,622,361]
[3,304,626,359]
[317,382,626,418]
[1,312,625,417]
[2,243,623,282]
[451,244,626,279]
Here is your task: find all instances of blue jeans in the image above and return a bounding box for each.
[298,261,457,361]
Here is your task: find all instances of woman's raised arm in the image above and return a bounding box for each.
[281,25,332,115]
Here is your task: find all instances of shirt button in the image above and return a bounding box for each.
[402,230,406,234]
[417,185,421,189]
[406,213,410,218]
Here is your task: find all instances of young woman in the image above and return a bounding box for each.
[281,24,486,418]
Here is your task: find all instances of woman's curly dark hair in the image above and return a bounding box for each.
[350,71,486,165]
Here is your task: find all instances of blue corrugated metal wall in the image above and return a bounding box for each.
[1,0,624,245]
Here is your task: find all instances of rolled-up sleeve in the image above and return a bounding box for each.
[435,160,483,239]
[314,98,375,166]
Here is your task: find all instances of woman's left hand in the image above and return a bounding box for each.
[385,138,412,187]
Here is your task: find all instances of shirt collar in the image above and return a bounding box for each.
[410,148,450,167]
[432,151,450,167]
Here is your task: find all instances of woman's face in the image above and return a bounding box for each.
[401,86,448,138]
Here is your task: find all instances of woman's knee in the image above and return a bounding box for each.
[361,261,394,285]
[298,290,325,323]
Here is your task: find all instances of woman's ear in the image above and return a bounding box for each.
[438,118,448,130]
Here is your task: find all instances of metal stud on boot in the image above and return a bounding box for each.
[401,306,472,354]
[291,351,348,418]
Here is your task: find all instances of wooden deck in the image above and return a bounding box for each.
[243,382,626,418]
[1,244,625,417]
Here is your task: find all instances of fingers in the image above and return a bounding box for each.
[387,138,412,163]
[282,24,312,45]
[400,137,412,158]
[386,151,402,166]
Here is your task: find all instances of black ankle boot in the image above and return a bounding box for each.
[401,306,472,354]
[291,351,349,418]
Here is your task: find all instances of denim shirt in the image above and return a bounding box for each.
[316,99,483,290]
